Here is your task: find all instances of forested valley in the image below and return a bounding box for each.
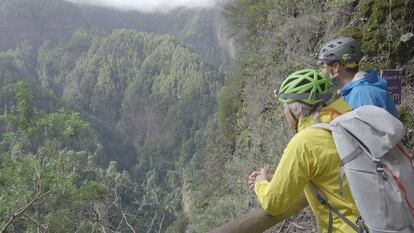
[0,0,228,232]
[0,0,413,232]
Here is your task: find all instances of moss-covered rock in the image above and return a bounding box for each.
[341,0,414,67]
[400,106,414,129]
[399,106,414,148]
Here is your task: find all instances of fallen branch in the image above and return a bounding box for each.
[290,221,305,230]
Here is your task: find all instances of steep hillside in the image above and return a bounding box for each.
[196,0,414,232]
[81,5,234,67]
[37,29,224,165]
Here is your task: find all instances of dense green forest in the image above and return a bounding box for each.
[0,0,226,230]
[1,0,414,232]
[0,0,233,68]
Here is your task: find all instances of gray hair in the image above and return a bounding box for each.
[284,102,323,121]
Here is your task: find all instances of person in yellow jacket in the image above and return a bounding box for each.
[248,69,360,232]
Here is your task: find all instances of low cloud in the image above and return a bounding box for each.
[68,0,216,13]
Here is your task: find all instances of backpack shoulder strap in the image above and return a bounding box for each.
[311,122,361,195]
[308,183,360,233]
[311,123,332,131]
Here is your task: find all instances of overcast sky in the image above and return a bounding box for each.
[68,0,216,13]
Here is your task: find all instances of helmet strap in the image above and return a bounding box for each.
[326,64,342,88]
[288,108,299,133]
[331,74,341,88]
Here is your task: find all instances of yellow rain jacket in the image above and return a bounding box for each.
[255,98,359,232]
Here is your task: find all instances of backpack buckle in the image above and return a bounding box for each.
[376,163,384,173]
[356,216,368,233]
[316,194,327,205]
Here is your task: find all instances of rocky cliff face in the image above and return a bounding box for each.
[0,0,86,50]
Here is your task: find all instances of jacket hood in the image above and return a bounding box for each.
[340,69,388,96]
[297,98,352,131]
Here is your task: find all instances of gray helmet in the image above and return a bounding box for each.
[316,37,362,68]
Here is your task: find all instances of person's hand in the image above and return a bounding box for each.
[255,168,268,182]
[248,168,269,191]
[248,170,260,191]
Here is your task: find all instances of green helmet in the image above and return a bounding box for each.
[277,69,332,105]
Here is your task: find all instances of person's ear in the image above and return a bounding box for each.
[331,62,341,73]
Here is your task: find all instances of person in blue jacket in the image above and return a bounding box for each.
[316,37,398,117]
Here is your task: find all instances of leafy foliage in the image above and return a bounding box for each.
[0,81,104,232]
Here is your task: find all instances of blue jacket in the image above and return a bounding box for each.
[340,69,398,117]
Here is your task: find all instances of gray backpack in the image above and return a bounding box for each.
[311,105,414,233]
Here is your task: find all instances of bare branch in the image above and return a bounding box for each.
[158,212,166,233]
[22,213,47,232]
[290,221,305,230]
[276,219,286,233]
[146,211,157,233]
[1,190,51,233]
[89,220,96,233]
[121,211,136,233]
